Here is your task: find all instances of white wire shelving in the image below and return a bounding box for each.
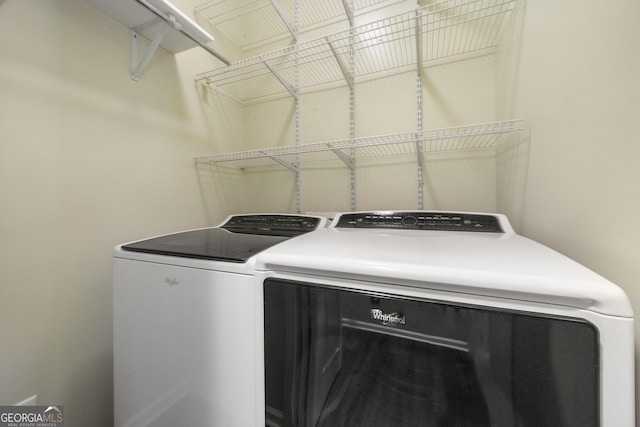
[194,0,394,49]
[195,0,517,103]
[195,119,525,170]
[194,0,523,211]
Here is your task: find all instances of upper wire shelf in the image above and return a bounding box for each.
[195,0,517,103]
[194,119,525,169]
[194,0,394,49]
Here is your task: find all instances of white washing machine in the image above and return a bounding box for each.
[254,211,634,427]
[113,214,328,427]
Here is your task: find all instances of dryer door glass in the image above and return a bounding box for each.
[263,279,599,427]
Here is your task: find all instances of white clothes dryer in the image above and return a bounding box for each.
[254,211,634,427]
[113,214,327,427]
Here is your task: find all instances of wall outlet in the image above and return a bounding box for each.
[16,395,37,406]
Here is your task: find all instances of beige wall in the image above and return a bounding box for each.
[0,0,240,425]
[498,0,640,421]
[240,57,500,213]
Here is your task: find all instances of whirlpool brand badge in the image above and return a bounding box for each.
[370,308,406,326]
[0,405,64,427]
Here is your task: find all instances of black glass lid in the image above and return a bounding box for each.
[121,228,291,263]
[121,214,323,263]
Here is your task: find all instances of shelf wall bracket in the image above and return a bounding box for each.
[263,60,299,100]
[131,17,174,81]
[327,39,354,90]
[327,144,355,170]
[261,152,300,173]
[269,0,298,40]
[340,0,354,26]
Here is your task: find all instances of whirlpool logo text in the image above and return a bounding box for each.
[370,308,406,326]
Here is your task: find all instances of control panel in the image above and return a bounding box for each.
[222,215,322,235]
[335,212,503,233]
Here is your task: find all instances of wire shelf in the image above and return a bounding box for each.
[194,119,525,169]
[195,0,517,103]
[194,0,394,49]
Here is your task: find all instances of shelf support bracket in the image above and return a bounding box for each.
[269,0,298,40]
[263,60,298,100]
[327,144,355,170]
[327,39,354,90]
[131,16,174,81]
[261,152,300,173]
[340,0,354,26]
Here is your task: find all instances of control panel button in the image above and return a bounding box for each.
[402,216,417,226]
